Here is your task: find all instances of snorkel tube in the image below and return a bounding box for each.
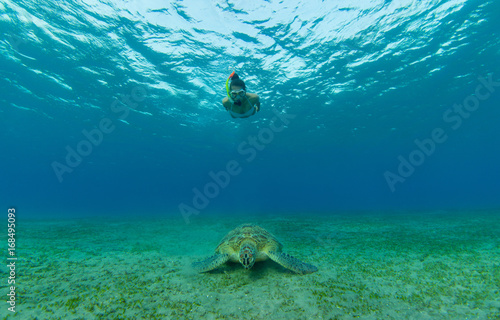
[226,71,236,103]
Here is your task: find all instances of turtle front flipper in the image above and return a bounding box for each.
[267,251,318,274]
[192,253,230,273]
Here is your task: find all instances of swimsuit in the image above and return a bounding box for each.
[229,105,257,118]
[228,96,257,118]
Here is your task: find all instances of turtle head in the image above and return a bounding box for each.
[239,242,256,269]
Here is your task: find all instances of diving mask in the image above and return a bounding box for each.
[230,89,246,99]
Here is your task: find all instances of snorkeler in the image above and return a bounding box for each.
[222,72,260,118]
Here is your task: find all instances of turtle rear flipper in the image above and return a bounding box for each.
[267,251,318,274]
[192,253,230,273]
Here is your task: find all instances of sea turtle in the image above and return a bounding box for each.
[193,224,318,274]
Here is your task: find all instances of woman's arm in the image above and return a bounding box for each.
[222,97,230,110]
[248,93,260,112]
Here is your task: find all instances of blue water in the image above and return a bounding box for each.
[1,0,500,219]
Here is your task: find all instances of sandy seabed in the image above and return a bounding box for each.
[2,210,500,320]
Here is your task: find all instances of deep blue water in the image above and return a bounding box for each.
[1,0,500,219]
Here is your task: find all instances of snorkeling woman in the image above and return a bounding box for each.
[222,72,260,118]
